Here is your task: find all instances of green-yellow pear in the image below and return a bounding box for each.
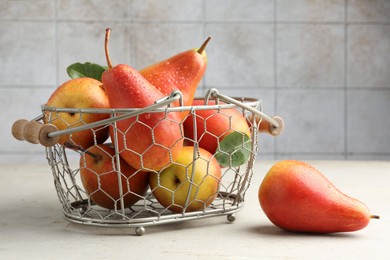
[45,77,110,149]
[149,146,221,213]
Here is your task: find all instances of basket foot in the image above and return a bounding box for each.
[135,226,146,236]
[227,214,236,223]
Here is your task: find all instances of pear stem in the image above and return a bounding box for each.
[105,28,113,69]
[197,36,212,54]
[370,215,380,219]
[63,141,100,160]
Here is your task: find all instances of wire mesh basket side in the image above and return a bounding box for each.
[42,96,262,228]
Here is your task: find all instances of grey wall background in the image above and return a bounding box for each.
[1,0,389,163]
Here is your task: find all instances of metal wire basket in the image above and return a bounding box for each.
[12,88,283,235]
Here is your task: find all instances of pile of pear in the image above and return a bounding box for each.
[43,28,379,233]
[47,29,211,170]
[45,28,227,212]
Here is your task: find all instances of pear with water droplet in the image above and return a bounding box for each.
[101,29,183,171]
[140,37,211,119]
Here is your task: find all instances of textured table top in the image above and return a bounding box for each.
[0,160,389,259]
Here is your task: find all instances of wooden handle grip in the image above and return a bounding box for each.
[12,119,60,147]
[248,115,285,136]
[12,119,29,141]
[38,124,60,147]
[24,121,43,144]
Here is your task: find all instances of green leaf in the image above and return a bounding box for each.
[66,62,107,81]
[215,131,252,167]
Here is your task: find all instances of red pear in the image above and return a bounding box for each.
[259,160,379,233]
[140,37,210,119]
[183,99,250,155]
[101,29,183,171]
[79,144,149,210]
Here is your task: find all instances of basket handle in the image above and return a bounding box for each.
[205,88,285,136]
[12,118,60,147]
[248,114,284,136]
[12,88,284,147]
[11,91,183,146]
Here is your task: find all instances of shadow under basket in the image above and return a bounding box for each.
[12,89,284,236]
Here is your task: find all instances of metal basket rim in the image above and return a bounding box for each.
[41,97,261,114]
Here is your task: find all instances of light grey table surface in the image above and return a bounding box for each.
[0,160,389,260]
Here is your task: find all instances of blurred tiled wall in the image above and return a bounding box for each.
[1,0,389,163]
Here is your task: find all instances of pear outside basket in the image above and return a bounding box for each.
[12,88,283,235]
